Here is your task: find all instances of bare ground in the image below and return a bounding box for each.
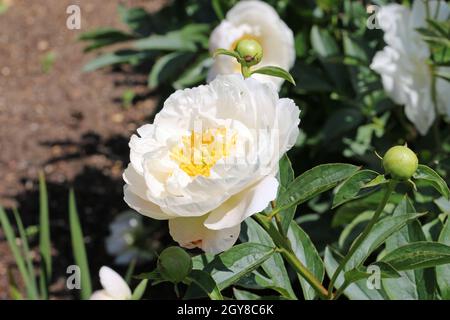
[0,0,167,299]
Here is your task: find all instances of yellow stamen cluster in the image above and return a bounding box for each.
[170,127,237,177]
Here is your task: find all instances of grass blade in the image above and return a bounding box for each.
[39,172,51,277]
[69,189,92,299]
[12,208,39,298]
[0,207,38,299]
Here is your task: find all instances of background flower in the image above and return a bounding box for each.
[123,74,300,253]
[105,210,155,266]
[370,0,450,135]
[208,0,295,90]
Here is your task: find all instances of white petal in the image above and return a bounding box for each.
[169,216,240,254]
[90,290,114,300]
[204,176,278,230]
[99,266,131,300]
[123,185,171,220]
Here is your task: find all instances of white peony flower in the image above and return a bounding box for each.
[370,0,450,135]
[90,266,131,300]
[208,0,295,90]
[123,74,300,254]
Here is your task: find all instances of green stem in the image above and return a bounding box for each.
[254,213,331,299]
[241,65,251,78]
[280,248,330,299]
[327,180,397,299]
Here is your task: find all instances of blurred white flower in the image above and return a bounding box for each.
[106,211,151,265]
[90,266,131,300]
[208,0,295,90]
[370,0,450,135]
[123,74,300,254]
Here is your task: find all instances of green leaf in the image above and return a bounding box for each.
[148,52,194,89]
[213,48,240,60]
[192,253,215,270]
[251,66,296,85]
[185,270,223,300]
[324,247,386,300]
[208,243,274,290]
[69,189,92,299]
[134,24,208,51]
[173,55,212,90]
[233,288,286,300]
[342,32,369,63]
[287,222,324,300]
[211,0,224,20]
[241,218,296,299]
[185,243,274,299]
[414,164,450,199]
[79,28,134,52]
[345,212,427,271]
[233,288,262,300]
[364,174,387,188]
[278,154,297,235]
[382,242,450,270]
[310,26,339,58]
[382,196,433,300]
[38,172,51,298]
[277,164,360,213]
[338,211,374,250]
[118,5,153,36]
[332,170,379,208]
[437,218,450,299]
[131,279,148,300]
[0,207,38,299]
[83,50,154,72]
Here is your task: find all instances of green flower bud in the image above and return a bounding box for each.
[235,39,263,67]
[157,246,192,283]
[382,145,418,181]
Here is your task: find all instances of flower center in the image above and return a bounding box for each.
[170,127,237,177]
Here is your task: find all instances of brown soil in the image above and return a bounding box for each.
[0,0,167,299]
